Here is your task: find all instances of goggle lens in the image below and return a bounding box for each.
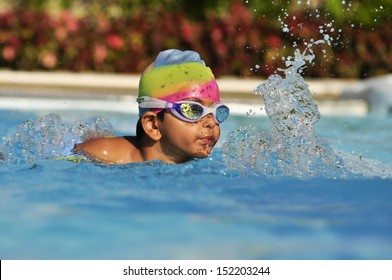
[216,106,230,123]
[178,103,203,120]
[174,102,229,123]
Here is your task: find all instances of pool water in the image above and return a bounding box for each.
[0,107,391,259]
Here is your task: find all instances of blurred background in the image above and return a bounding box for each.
[0,0,391,79]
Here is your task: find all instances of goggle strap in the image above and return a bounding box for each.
[137,97,169,109]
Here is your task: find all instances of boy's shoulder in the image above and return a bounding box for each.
[73,136,140,164]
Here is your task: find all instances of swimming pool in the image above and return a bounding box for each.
[0,95,391,259]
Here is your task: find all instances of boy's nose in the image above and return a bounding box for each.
[201,113,216,128]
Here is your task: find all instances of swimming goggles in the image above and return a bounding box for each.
[137,97,230,124]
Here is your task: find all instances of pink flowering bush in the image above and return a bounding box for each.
[0,2,391,78]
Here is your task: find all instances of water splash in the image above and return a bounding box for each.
[0,114,115,165]
[223,37,392,179]
[222,2,368,179]
[222,1,392,179]
[223,43,349,179]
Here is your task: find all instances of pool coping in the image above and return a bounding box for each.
[0,70,367,116]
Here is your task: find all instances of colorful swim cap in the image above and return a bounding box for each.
[137,49,220,116]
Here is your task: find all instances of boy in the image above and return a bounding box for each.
[73,49,230,164]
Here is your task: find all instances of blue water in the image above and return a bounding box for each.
[0,108,391,259]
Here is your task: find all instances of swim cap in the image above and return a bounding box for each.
[137,49,220,116]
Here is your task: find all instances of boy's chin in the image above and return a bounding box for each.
[194,148,213,159]
[195,154,209,159]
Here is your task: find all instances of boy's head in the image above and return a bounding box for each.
[137,49,221,115]
[135,49,229,162]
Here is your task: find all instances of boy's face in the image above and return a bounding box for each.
[158,98,221,161]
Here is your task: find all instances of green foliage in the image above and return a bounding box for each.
[325,0,392,26]
[1,0,391,78]
[7,0,391,26]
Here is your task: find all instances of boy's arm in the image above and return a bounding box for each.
[73,137,118,164]
[73,137,136,164]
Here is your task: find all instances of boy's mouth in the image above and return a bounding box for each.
[200,136,214,146]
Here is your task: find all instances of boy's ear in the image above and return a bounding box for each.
[141,112,161,141]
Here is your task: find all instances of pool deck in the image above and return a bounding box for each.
[0,70,367,116]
